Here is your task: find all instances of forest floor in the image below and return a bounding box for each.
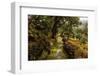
[46,37,88,59]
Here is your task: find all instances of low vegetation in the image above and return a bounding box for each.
[28,15,88,60]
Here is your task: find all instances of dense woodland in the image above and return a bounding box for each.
[28,15,88,60]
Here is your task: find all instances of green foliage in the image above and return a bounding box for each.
[28,15,88,60]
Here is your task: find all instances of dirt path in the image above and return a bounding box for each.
[55,44,66,59]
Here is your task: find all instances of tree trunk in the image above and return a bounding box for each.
[51,17,59,39]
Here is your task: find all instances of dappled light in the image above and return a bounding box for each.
[28,15,88,61]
